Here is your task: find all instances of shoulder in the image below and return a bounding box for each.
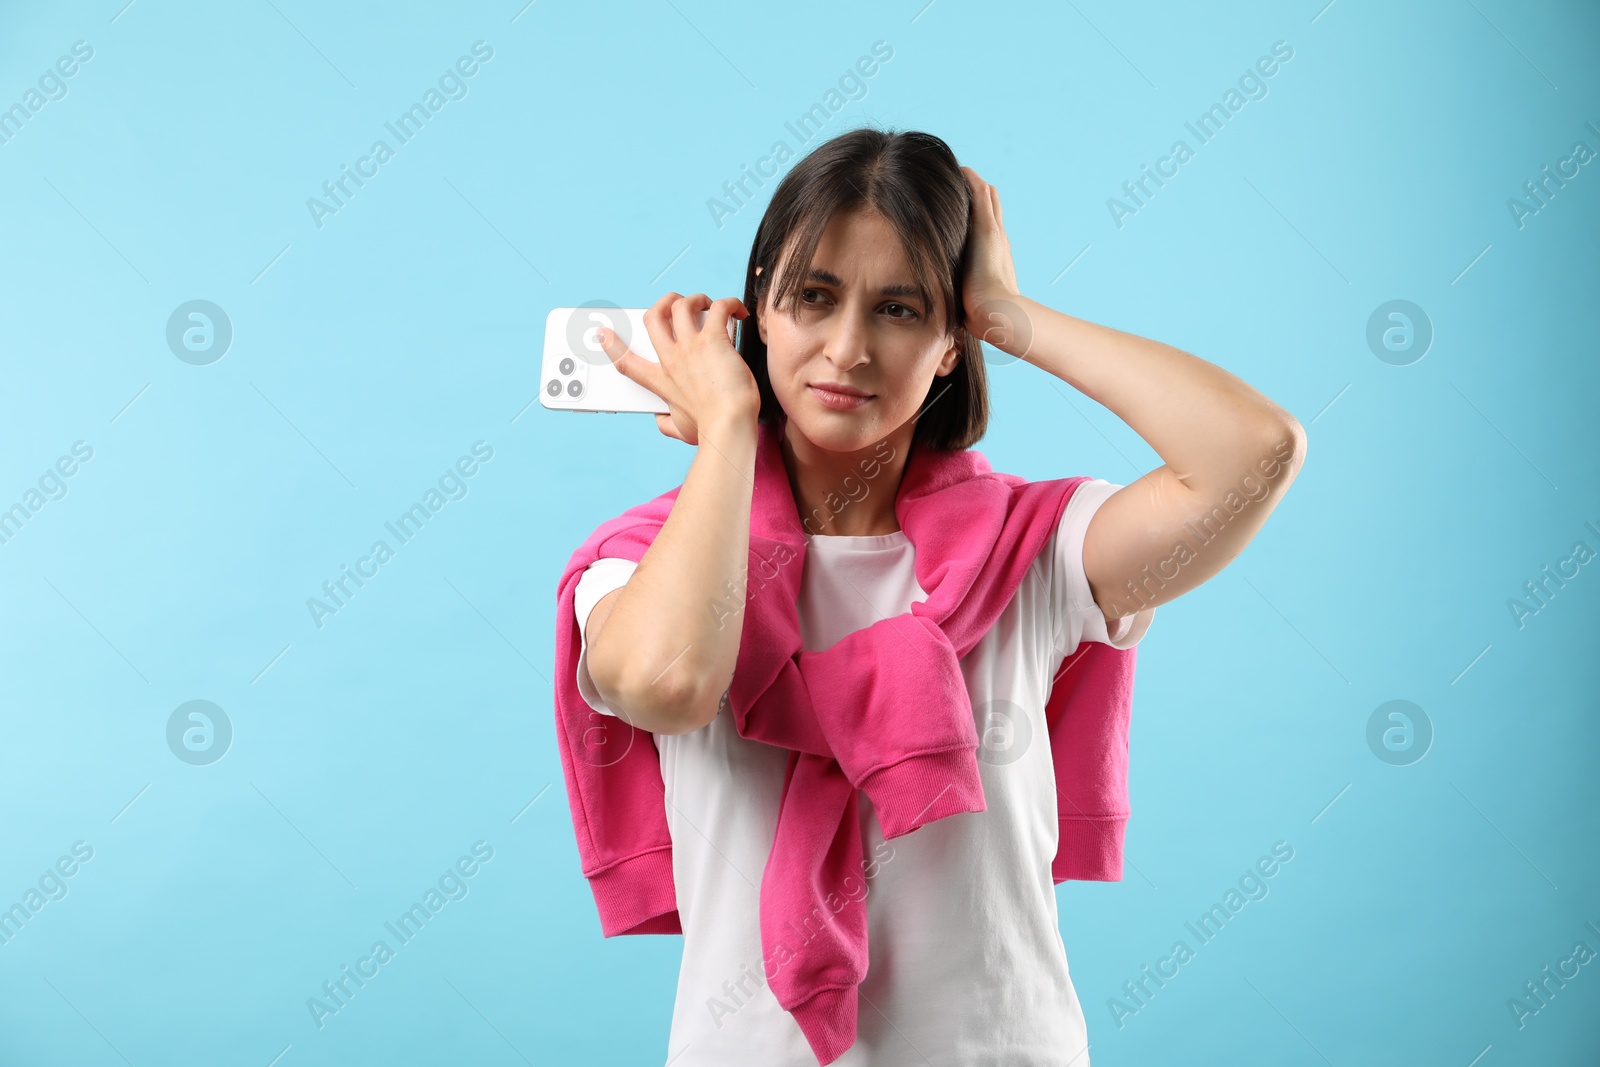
[1043,478,1157,653]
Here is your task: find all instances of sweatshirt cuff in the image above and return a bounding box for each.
[787,984,859,1066]
[1052,815,1128,883]
[588,845,681,936]
[854,747,987,840]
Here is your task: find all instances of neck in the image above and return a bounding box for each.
[779,415,917,537]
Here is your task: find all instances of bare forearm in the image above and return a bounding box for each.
[1009,295,1302,493]
[589,415,757,721]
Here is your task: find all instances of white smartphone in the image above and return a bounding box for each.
[540,305,739,415]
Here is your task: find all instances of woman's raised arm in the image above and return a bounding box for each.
[583,293,762,734]
[958,166,1306,622]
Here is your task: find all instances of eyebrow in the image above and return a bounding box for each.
[804,268,924,302]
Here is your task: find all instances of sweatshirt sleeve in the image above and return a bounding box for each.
[574,557,640,717]
[1051,479,1156,656]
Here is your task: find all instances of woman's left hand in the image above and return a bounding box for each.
[958,166,1028,356]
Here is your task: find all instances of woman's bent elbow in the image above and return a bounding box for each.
[607,668,718,736]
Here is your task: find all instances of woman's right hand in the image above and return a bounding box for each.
[594,292,761,445]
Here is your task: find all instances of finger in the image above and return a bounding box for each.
[655,413,685,442]
[671,293,710,340]
[599,328,668,397]
[971,178,994,226]
[661,411,699,445]
[645,292,682,348]
[702,295,748,339]
[962,166,985,205]
[990,183,1003,227]
[642,292,682,368]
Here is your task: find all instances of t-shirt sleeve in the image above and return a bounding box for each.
[1050,479,1156,657]
[573,557,640,717]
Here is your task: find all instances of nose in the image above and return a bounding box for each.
[821,308,870,372]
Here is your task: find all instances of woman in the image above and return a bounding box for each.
[568,128,1305,1065]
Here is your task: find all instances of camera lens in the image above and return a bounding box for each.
[567,380,583,398]
[559,357,575,375]
[546,380,561,397]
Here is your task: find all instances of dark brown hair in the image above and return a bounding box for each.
[738,126,989,452]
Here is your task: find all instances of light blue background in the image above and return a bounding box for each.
[1,0,1596,1064]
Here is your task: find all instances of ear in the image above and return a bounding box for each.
[935,330,964,376]
[755,268,769,345]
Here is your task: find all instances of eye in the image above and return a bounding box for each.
[883,302,920,321]
[800,287,828,306]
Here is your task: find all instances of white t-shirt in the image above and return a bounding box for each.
[573,479,1154,1067]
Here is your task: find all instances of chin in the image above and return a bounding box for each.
[780,399,893,455]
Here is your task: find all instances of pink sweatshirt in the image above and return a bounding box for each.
[553,416,1139,1065]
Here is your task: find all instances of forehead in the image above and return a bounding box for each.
[782,207,916,286]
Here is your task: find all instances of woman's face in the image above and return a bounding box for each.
[757,207,962,454]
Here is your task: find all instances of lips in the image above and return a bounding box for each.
[809,383,874,411]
